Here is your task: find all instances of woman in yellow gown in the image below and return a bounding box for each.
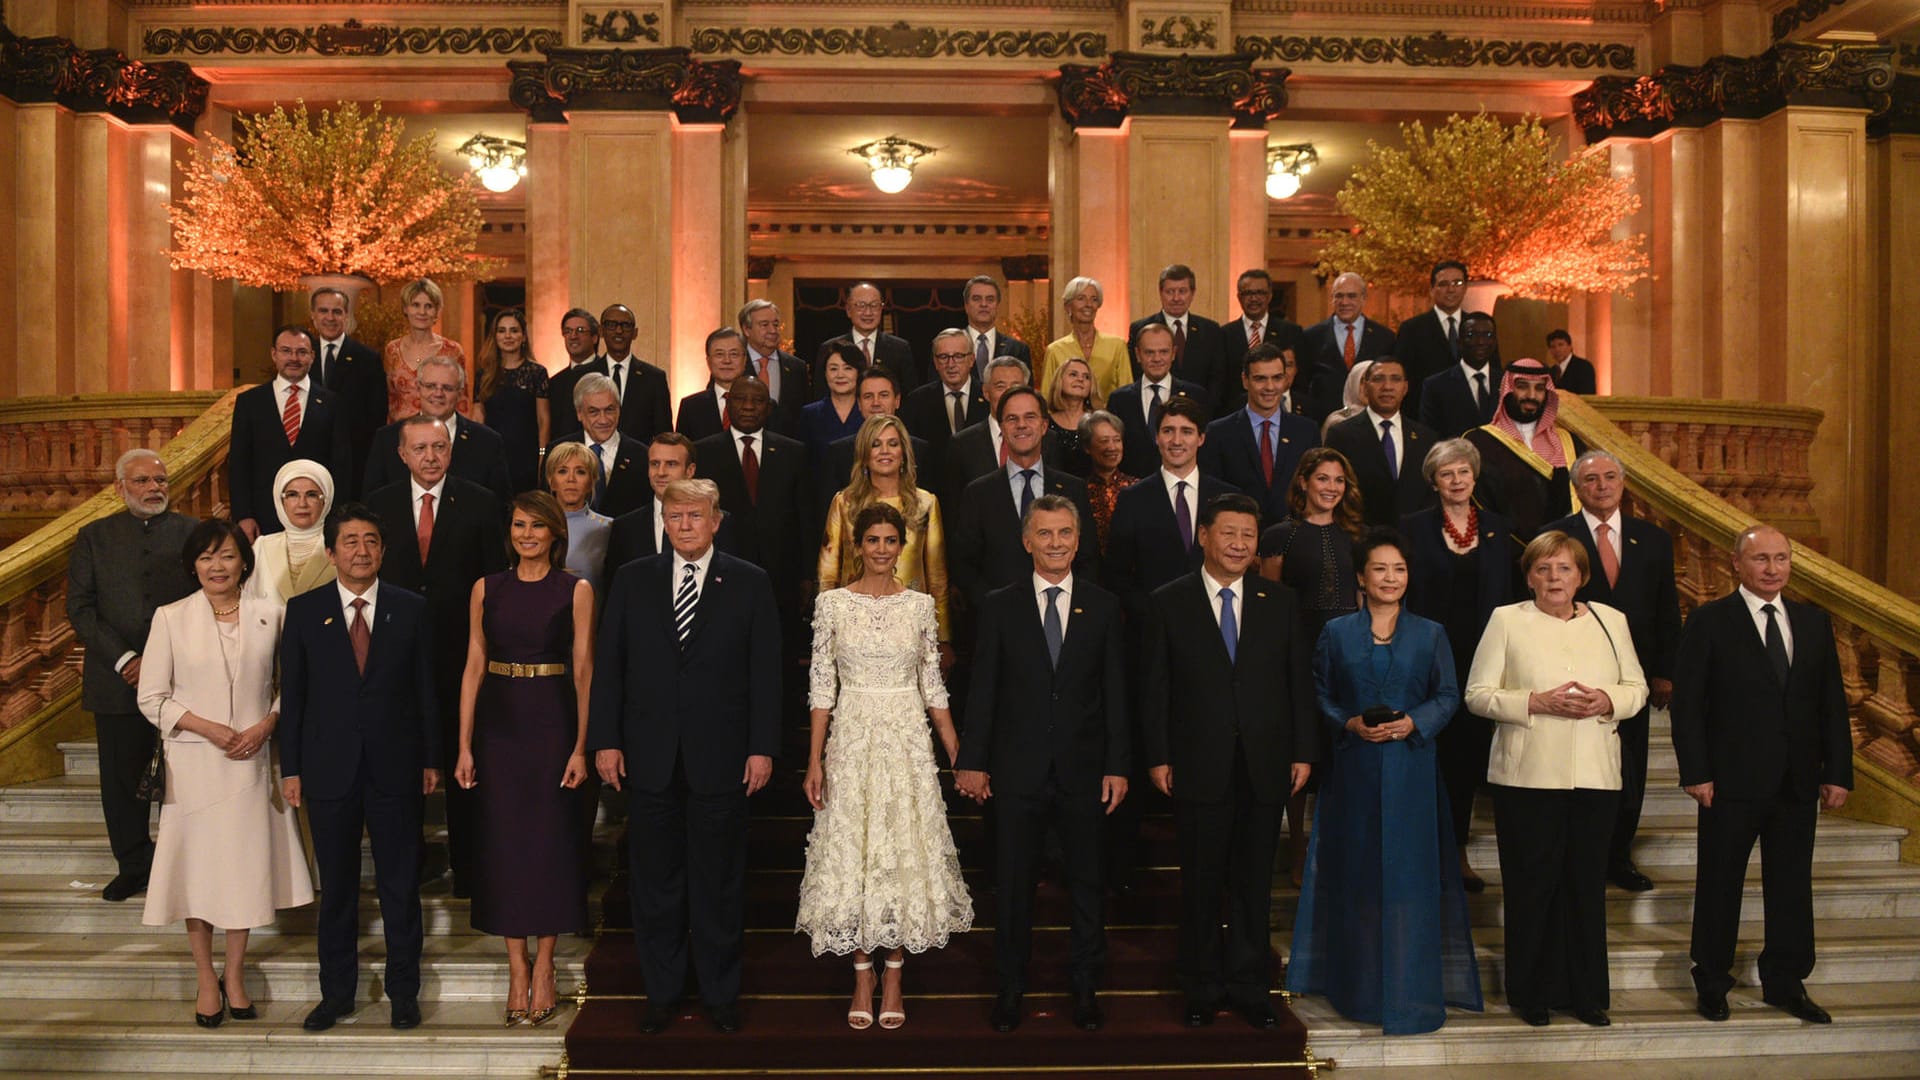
[817,415,952,648]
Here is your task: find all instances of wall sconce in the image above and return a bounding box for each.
[850,135,937,194]
[1266,142,1318,200]
[458,133,528,193]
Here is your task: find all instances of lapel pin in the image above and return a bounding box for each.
[323,617,335,625]
[1073,607,1084,614]
[1629,538,1639,545]
[1256,591,1268,598]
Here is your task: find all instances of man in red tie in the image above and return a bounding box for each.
[1299,272,1396,423]
[1200,343,1319,527]
[812,283,920,397]
[228,325,352,540]
[1221,269,1304,411]
[676,328,752,443]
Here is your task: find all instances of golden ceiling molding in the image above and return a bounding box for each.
[580,9,663,45]
[1575,41,1895,141]
[1058,51,1289,129]
[140,19,561,57]
[1236,29,1636,70]
[1232,0,1652,23]
[1,21,209,129]
[508,45,742,123]
[689,21,1109,60]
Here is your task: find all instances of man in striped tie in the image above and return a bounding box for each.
[589,477,782,1037]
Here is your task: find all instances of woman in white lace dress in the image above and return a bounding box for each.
[797,502,973,1031]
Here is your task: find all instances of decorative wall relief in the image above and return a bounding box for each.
[508,46,744,124]
[141,20,560,57]
[1236,30,1635,71]
[581,10,662,45]
[1139,16,1218,51]
[2,24,208,130]
[1574,42,1895,141]
[1058,51,1289,129]
[689,22,1107,60]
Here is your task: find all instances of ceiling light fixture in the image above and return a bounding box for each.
[1266,142,1318,200]
[850,135,937,195]
[458,133,529,194]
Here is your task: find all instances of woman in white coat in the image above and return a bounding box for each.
[243,459,336,603]
[1466,529,1646,1030]
[139,519,313,1027]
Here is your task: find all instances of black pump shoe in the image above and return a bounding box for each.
[220,981,258,1021]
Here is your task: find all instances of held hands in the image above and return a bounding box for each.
[1149,765,1173,798]
[224,716,275,761]
[595,749,626,792]
[953,769,991,804]
[1101,775,1128,814]
[1345,715,1416,743]
[1529,681,1614,719]
[454,748,477,790]
[561,752,589,790]
[804,760,827,810]
[743,754,773,796]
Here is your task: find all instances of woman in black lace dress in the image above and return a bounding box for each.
[473,307,550,494]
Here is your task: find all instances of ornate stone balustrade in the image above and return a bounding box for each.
[0,391,228,540]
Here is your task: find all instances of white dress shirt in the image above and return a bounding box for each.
[1200,567,1244,631]
[671,546,714,603]
[1460,360,1495,406]
[1160,466,1200,524]
[587,430,624,481]
[1139,376,1174,430]
[987,417,1004,462]
[337,578,381,623]
[651,496,668,550]
[730,427,761,463]
[1034,572,1073,638]
[272,374,313,418]
[1738,585,1794,663]
[942,377,975,433]
[710,382,732,422]
[316,335,346,384]
[605,354,633,400]
[1365,407,1405,471]
[851,332,877,361]
[1513,419,1538,447]
[408,477,447,529]
[1434,305,1462,349]
[1582,508,1624,565]
[1242,315,1267,346]
[1161,313,1187,341]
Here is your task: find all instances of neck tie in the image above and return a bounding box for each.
[1043,585,1064,668]
[1259,419,1275,486]
[674,563,699,644]
[1595,521,1621,588]
[323,343,338,389]
[949,390,965,434]
[1248,320,1262,348]
[1343,323,1357,367]
[741,434,760,504]
[1149,383,1166,432]
[1447,315,1459,360]
[1019,468,1038,517]
[1218,586,1238,663]
[1761,603,1789,683]
[1171,319,1187,363]
[282,384,302,446]
[1174,480,1193,553]
[610,361,626,401]
[975,332,989,377]
[416,492,435,563]
[861,337,873,365]
[1381,418,1398,479]
[997,431,1010,467]
[1474,371,1490,417]
[590,442,609,508]
[721,391,731,431]
[348,597,370,675]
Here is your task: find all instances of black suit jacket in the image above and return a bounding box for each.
[587,552,782,794]
[900,378,989,479]
[950,466,1099,611]
[1553,355,1599,396]
[1670,591,1851,801]
[748,348,813,432]
[316,336,387,497]
[601,498,740,588]
[814,332,920,398]
[67,510,199,715]
[1220,317,1304,410]
[1418,362,1502,438]
[1299,317,1396,422]
[550,432,649,519]
[1140,571,1316,802]
[230,381,353,532]
[1104,378,1207,478]
[1400,506,1517,644]
[937,422,1065,511]
[675,385,729,444]
[1199,409,1320,528]
[363,416,514,509]
[694,430,815,599]
[1104,472,1239,623]
[971,331,1031,382]
[1391,310,1468,419]
[958,578,1129,794]
[550,355,674,443]
[278,583,440,800]
[1324,411,1438,527]
[1543,512,1682,682]
[1129,313,1229,412]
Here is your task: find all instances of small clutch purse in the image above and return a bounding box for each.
[134,742,165,803]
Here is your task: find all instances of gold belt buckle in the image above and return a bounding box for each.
[511,662,528,678]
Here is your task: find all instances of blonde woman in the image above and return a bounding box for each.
[817,415,952,650]
[1045,354,1103,477]
[385,277,471,421]
[544,442,611,596]
[1041,276,1130,398]
[243,459,336,603]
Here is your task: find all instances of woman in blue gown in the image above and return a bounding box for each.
[1287,527,1482,1034]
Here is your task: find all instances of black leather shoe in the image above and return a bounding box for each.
[102,874,147,902]
[1763,990,1831,1024]
[302,1000,354,1032]
[390,998,421,1030]
[1072,989,1104,1032]
[1515,1006,1550,1027]
[1574,1008,1611,1027]
[219,984,257,1021]
[194,998,224,1029]
[1183,998,1216,1027]
[708,1002,741,1033]
[1697,992,1730,1022]
[1234,999,1278,1030]
[989,991,1022,1032]
[1608,865,1655,892]
[638,1002,674,1034]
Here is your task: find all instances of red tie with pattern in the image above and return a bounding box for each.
[741,435,760,504]
[1249,321,1262,348]
[1259,419,1275,486]
[417,493,435,563]
[282,384,302,446]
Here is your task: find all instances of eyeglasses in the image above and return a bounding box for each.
[562,326,597,336]
[601,319,636,330]
[848,301,883,312]
[933,352,972,362]
[1434,279,1467,288]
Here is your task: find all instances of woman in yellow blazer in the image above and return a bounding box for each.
[1465,530,1646,1030]
[1041,275,1131,399]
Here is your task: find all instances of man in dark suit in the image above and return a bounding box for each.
[901,328,991,482]
[955,495,1129,1033]
[820,367,932,518]
[363,416,507,898]
[1105,395,1238,625]
[279,504,441,1032]
[309,288,388,494]
[813,282,919,397]
[548,307,604,437]
[1141,493,1314,1028]
[551,304,674,443]
[739,299,812,431]
[1199,343,1318,527]
[951,386,1098,611]
[693,377,814,657]
[941,356,1058,508]
[676,328,751,443]
[1419,310,1503,438]
[1323,357,1438,526]
[362,354,513,506]
[552,374,649,519]
[1107,323,1205,479]
[1543,450,1682,893]
[230,325,353,540]
[66,449,197,902]
[590,478,782,1035]
[1128,264,1228,412]
[1300,272,1396,423]
[962,274,1032,383]
[1220,269,1304,413]
[1672,524,1852,1026]
[1547,328,1599,396]
[603,433,737,583]
[1389,261,1470,420]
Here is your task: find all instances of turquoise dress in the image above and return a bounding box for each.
[1286,609,1483,1034]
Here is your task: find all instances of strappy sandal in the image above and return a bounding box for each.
[847,961,875,1030]
[878,957,906,1030]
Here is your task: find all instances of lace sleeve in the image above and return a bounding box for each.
[915,592,949,710]
[808,591,840,712]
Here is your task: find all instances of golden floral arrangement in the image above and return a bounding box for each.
[1004,306,1054,352]
[169,100,501,289]
[1316,113,1649,303]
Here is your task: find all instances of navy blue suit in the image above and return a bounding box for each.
[1104,377,1206,478]
[1418,362,1502,439]
[279,582,439,1008]
[229,380,353,532]
[1199,409,1319,528]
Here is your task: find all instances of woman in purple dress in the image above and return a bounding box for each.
[454,491,594,1026]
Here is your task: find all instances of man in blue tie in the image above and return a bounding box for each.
[950,385,1098,612]
[1324,357,1438,527]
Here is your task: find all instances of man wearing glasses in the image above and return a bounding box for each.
[812,282,920,398]
[1222,269,1302,414]
[1390,260,1472,421]
[229,325,353,539]
[550,304,674,443]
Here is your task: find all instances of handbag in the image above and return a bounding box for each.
[134,741,165,802]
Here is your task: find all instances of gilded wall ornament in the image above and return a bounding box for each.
[2,24,208,130]
[141,21,560,57]
[688,22,1107,60]
[1058,51,1289,129]
[1870,73,1919,136]
[508,46,743,124]
[1573,42,1894,141]
[1139,16,1217,51]
[1235,30,1635,71]
[581,10,662,45]
[1770,0,1851,42]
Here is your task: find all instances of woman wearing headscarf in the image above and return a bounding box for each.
[243,459,337,603]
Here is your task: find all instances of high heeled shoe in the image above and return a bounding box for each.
[221,980,258,1021]
[195,984,224,1029]
[877,957,906,1030]
[847,961,875,1030]
[527,971,560,1027]
[504,974,529,1026]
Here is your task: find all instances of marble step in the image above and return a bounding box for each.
[0,775,155,825]
[1327,1050,1920,1080]
[58,742,97,777]
[0,931,591,1003]
[0,998,562,1076]
[1455,812,1902,868]
[1297,980,1920,1069]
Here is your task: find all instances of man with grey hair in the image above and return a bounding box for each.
[813,282,919,397]
[901,328,990,477]
[363,354,512,505]
[943,354,1058,507]
[737,299,811,422]
[551,373,648,518]
[67,449,199,901]
[1300,271,1396,423]
[1544,448,1682,893]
